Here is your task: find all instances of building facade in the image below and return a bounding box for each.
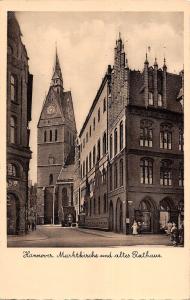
[76,66,111,229]
[107,36,184,234]
[76,35,183,234]
[37,51,77,225]
[7,12,33,235]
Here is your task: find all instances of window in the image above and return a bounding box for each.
[98,197,101,214]
[94,198,96,215]
[110,134,113,159]
[44,131,47,142]
[93,117,96,130]
[114,163,118,189]
[83,138,85,149]
[98,108,100,122]
[83,161,85,177]
[160,123,172,150]
[49,174,53,185]
[103,193,107,213]
[179,162,184,187]
[140,158,153,184]
[120,121,124,150]
[103,132,107,155]
[86,156,88,175]
[10,74,17,102]
[89,152,92,170]
[158,94,163,107]
[89,126,92,137]
[10,116,17,144]
[114,128,118,156]
[148,92,153,106]
[86,132,88,143]
[102,168,106,184]
[103,98,106,113]
[97,139,101,162]
[50,130,52,142]
[140,120,153,147]
[93,146,96,166]
[179,128,184,151]
[120,159,124,186]
[55,129,58,141]
[110,165,113,191]
[160,160,172,186]
[8,163,17,177]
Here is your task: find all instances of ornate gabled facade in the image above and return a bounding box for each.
[7,12,33,235]
[37,51,77,225]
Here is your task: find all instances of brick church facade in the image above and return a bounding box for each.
[37,51,77,225]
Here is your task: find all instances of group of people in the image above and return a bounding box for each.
[165,221,184,247]
[27,218,36,231]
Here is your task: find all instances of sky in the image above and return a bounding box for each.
[15,11,183,183]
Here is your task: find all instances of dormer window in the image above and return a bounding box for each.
[158,94,163,107]
[148,92,153,106]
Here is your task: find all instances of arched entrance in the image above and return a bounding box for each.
[137,198,156,233]
[159,197,177,229]
[7,193,20,235]
[109,201,114,231]
[116,198,123,233]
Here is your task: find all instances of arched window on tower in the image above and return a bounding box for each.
[55,129,58,141]
[50,130,52,142]
[49,174,53,185]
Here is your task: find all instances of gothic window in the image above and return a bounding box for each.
[140,158,153,184]
[160,123,172,150]
[86,156,88,174]
[158,94,163,107]
[55,129,58,141]
[110,165,113,191]
[103,132,107,155]
[44,131,47,142]
[89,152,92,170]
[10,74,17,102]
[50,130,52,142]
[179,128,184,151]
[10,116,17,144]
[140,120,153,147]
[86,132,88,143]
[49,174,53,185]
[120,121,124,150]
[160,160,172,186]
[89,126,92,137]
[98,108,100,122]
[110,134,113,159]
[179,162,184,187]
[114,128,118,156]
[103,193,107,213]
[148,92,153,106]
[114,163,118,189]
[7,163,17,177]
[93,145,96,166]
[83,138,85,149]
[98,196,101,214]
[103,98,106,113]
[120,159,124,186]
[93,117,96,130]
[97,139,101,162]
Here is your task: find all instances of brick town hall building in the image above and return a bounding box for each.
[37,51,77,225]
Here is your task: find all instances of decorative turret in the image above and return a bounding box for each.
[163,57,167,107]
[144,53,149,107]
[153,57,158,106]
[51,48,63,93]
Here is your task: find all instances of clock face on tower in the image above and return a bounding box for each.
[47,104,56,115]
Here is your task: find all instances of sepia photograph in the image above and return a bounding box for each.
[7,11,184,248]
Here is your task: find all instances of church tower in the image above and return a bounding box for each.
[37,50,77,225]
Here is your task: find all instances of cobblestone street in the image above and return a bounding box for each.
[7,225,173,247]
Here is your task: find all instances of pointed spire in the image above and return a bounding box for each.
[163,57,167,69]
[154,57,158,66]
[51,47,63,90]
[144,52,149,64]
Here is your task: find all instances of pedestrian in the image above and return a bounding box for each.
[137,221,142,234]
[170,223,179,246]
[165,220,173,235]
[32,220,35,231]
[131,220,138,235]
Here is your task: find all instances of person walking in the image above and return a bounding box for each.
[170,223,179,246]
[137,221,142,234]
[131,220,138,235]
[165,220,173,235]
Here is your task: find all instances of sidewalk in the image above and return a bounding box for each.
[7,227,48,242]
